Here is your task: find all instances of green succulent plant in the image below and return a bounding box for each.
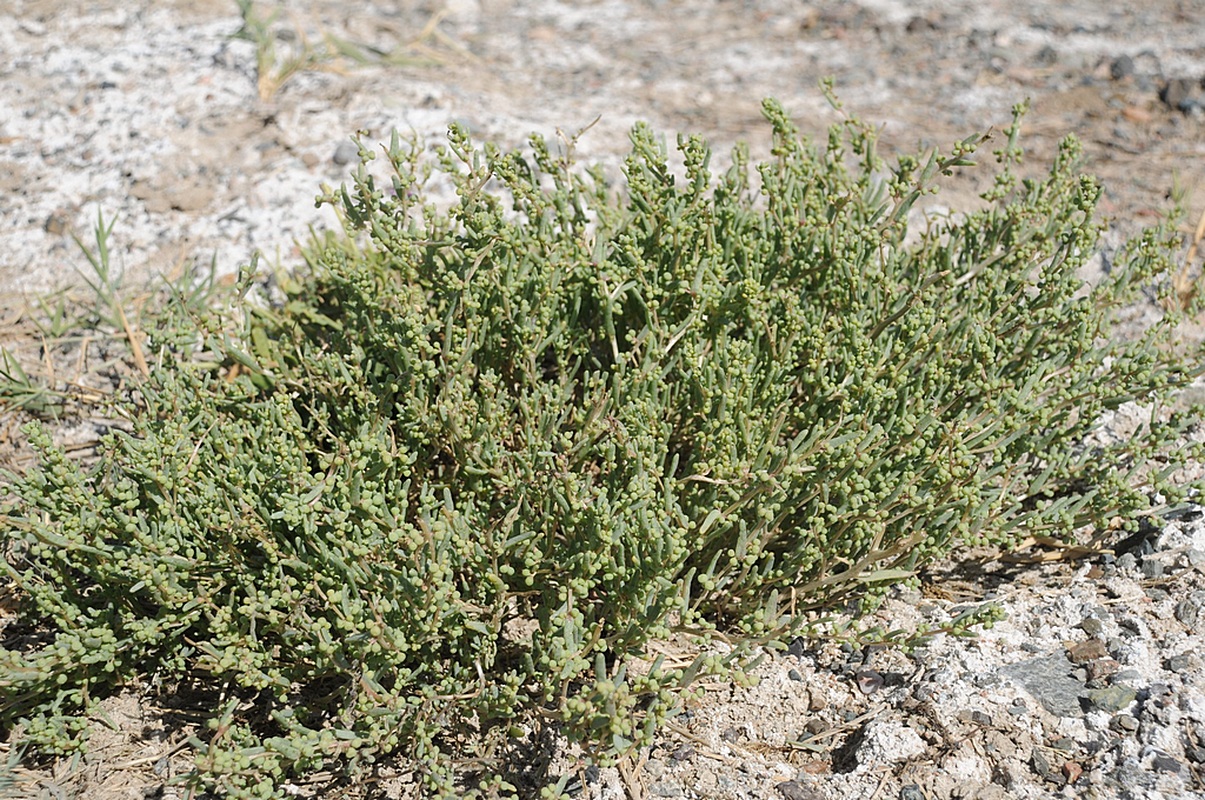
[2,96,1202,798]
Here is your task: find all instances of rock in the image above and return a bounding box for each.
[956,709,992,726]
[1110,55,1134,80]
[1110,713,1139,733]
[1000,654,1084,718]
[1151,752,1181,773]
[1067,639,1108,664]
[855,669,884,695]
[1110,669,1142,685]
[43,211,69,235]
[332,140,359,165]
[1031,748,1053,780]
[856,721,927,767]
[1159,77,1205,114]
[1034,45,1058,66]
[1174,593,1205,626]
[669,743,694,762]
[775,780,822,800]
[720,725,746,743]
[1084,685,1137,713]
[1085,657,1120,682]
[904,16,937,34]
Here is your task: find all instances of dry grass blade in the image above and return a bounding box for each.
[999,535,1112,564]
[234,3,468,100]
[1170,205,1205,311]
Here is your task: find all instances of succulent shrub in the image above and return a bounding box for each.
[2,98,1203,797]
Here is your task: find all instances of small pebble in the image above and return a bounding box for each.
[788,668,804,682]
[720,726,744,743]
[1068,639,1108,664]
[1160,78,1201,113]
[1110,55,1135,80]
[1030,45,1057,66]
[332,140,360,165]
[855,669,884,695]
[1110,713,1139,733]
[899,784,927,800]
[1085,658,1120,682]
[1175,595,1204,626]
[1118,616,1143,635]
[1080,617,1104,636]
[43,212,69,235]
[1140,559,1164,579]
[1151,753,1181,773]
[1085,685,1137,713]
[775,780,820,800]
[1165,654,1191,672]
[804,718,829,736]
[1148,682,1172,700]
[1031,749,1055,781]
